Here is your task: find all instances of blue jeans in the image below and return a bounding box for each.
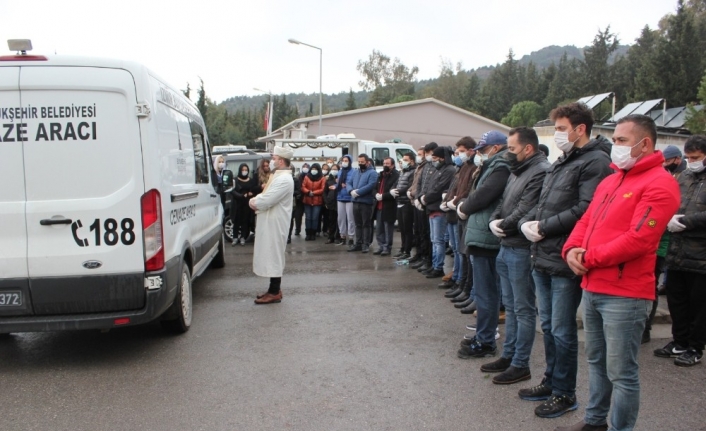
[304,205,322,231]
[375,211,394,252]
[429,216,448,271]
[472,255,501,345]
[534,270,582,397]
[582,290,651,431]
[446,222,461,282]
[496,246,536,368]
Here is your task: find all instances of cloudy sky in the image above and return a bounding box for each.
[1,0,678,103]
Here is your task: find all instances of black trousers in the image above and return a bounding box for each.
[293,201,304,233]
[267,277,281,295]
[327,208,339,239]
[666,269,706,352]
[353,202,374,246]
[646,256,664,331]
[413,207,431,262]
[397,202,415,254]
[234,203,253,239]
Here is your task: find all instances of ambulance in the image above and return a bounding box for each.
[0,40,225,334]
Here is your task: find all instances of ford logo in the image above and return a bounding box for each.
[82,260,103,269]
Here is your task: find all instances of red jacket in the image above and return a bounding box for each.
[301,176,325,206]
[562,151,680,300]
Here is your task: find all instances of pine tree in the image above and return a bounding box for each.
[345,88,357,111]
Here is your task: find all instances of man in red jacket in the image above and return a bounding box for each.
[556,115,680,431]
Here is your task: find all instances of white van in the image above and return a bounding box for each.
[0,42,225,334]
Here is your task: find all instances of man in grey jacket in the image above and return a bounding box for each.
[481,127,549,386]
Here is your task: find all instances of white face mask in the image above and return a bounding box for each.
[425,155,432,162]
[269,160,276,171]
[218,162,225,170]
[611,140,644,171]
[301,167,309,174]
[332,170,339,177]
[474,153,486,167]
[311,170,319,175]
[341,161,349,168]
[322,170,329,176]
[687,158,706,173]
[401,161,410,169]
[458,151,469,162]
[416,156,423,164]
[554,128,578,153]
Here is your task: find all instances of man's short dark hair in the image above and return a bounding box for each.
[384,157,395,165]
[456,136,477,150]
[684,135,706,154]
[424,142,439,153]
[358,153,369,162]
[509,127,539,150]
[550,102,595,136]
[617,114,657,146]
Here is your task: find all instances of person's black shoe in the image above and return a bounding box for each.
[492,366,531,385]
[287,238,291,244]
[460,302,477,314]
[480,357,512,373]
[393,250,405,258]
[408,254,422,263]
[325,238,335,244]
[641,329,650,345]
[410,260,425,269]
[451,292,470,303]
[458,340,496,359]
[438,279,455,289]
[654,341,687,358]
[518,378,552,401]
[380,250,391,256]
[348,244,363,252]
[674,348,703,367]
[348,239,354,246]
[421,267,436,276]
[445,246,453,256]
[417,264,432,273]
[362,245,370,253]
[425,269,444,278]
[295,231,301,236]
[460,335,476,347]
[396,252,411,260]
[657,284,667,295]
[444,287,463,298]
[373,249,383,255]
[534,394,579,418]
[454,297,474,309]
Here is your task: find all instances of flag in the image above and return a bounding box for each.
[263,102,271,132]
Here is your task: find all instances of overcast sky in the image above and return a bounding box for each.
[1,0,678,103]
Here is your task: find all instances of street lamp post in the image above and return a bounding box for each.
[288,38,322,137]
[253,87,273,136]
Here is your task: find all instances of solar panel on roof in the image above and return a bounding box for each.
[632,99,663,116]
[576,93,613,109]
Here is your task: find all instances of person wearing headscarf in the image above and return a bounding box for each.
[324,164,341,243]
[292,163,309,236]
[301,163,326,241]
[231,163,259,245]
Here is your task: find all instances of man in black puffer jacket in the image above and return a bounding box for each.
[392,152,417,259]
[516,103,612,419]
[420,146,457,278]
[481,127,550,387]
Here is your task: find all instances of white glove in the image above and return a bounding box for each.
[440,201,449,212]
[456,205,468,220]
[414,199,422,211]
[521,221,544,243]
[667,214,686,232]
[351,190,359,198]
[447,197,457,211]
[442,193,447,201]
[390,189,399,198]
[421,195,427,205]
[406,190,412,200]
[375,193,383,201]
[489,219,506,238]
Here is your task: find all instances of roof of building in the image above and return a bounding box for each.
[256,97,509,141]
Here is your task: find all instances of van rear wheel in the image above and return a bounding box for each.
[161,263,192,334]
[223,218,234,243]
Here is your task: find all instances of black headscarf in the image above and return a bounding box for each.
[308,163,323,181]
[237,163,250,180]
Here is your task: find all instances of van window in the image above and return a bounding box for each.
[372,148,389,167]
[190,121,209,184]
[396,149,415,162]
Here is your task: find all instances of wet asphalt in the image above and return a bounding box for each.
[1,234,705,431]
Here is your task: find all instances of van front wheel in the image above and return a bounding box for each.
[161,263,193,334]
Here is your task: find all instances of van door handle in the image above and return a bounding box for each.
[210,193,217,198]
[40,218,72,226]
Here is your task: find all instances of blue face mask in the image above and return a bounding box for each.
[453,156,464,167]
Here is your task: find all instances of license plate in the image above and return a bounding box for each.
[0,291,22,307]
